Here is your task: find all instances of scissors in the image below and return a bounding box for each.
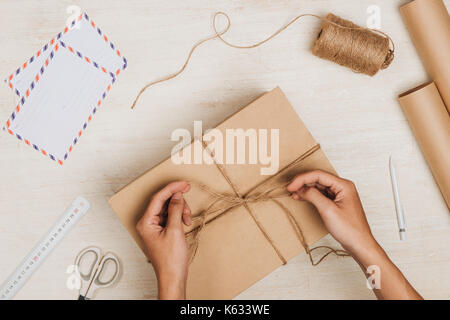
[74,246,121,300]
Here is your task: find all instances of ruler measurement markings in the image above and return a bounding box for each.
[0,197,89,299]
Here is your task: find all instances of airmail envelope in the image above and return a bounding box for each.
[4,13,127,164]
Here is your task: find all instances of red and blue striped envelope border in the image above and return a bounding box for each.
[3,13,127,165]
[5,12,127,97]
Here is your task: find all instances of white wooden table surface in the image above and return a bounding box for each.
[0,0,449,300]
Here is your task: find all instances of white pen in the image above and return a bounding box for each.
[389,156,406,241]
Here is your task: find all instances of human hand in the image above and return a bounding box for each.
[136,181,191,300]
[287,170,379,257]
[287,170,423,300]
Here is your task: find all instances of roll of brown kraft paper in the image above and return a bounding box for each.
[400,0,450,113]
[399,82,450,209]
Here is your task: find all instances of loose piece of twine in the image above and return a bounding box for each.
[131,12,395,110]
[185,143,350,266]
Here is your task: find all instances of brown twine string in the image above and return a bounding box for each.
[185,143,350,266]
[312,13,394,76]
[131,12,395,110]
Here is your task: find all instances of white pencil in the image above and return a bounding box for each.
[389,156,406,241]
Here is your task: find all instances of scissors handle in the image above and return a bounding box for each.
[75,246,102,298]
[84,252,121,299]
[75,247,121,299]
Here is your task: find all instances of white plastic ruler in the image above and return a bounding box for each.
[0,196,90,299]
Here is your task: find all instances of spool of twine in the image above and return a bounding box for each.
[131,12,395,109]
[312,13,394,76]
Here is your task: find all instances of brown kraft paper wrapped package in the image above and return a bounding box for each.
[109,87,343,299]
[399,82,450,209]
[400,0,450,112]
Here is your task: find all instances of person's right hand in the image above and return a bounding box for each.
[286,170,378,256]
[287,170,423,300]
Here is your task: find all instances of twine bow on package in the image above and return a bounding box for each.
[3,13,126,165]
[109,87,347,299]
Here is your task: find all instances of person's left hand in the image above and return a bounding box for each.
[136,181,191,300]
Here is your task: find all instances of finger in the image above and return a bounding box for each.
[287,170,344,195]
[160,211,168,226]
[314,183,327,192]
[182,202,192,226]
[142,181,190,224]
[166,192,185,230]
[292,188,327,200]
[299,187,335,216]
[182,183,191,193]
[312,183,336,199]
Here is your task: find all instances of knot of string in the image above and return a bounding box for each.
[185,143,350,266]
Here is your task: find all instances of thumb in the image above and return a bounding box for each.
[166,192,184,230]
[298,187,335,217]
